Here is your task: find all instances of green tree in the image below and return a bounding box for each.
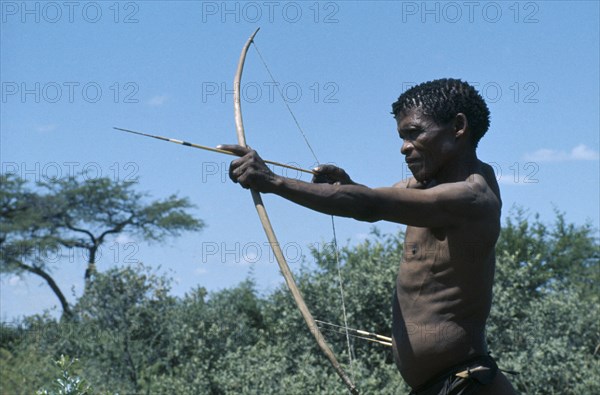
[495,207,599,298]
[148,231,409,394]
[0,173,203,318]
[1,209,597,394]
[70,264,176,393]
[36,355,93,395]
[0,175,72,315]
[0,313,65,395]
[488,208,600,394]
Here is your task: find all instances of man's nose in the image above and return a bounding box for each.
[401,140,413,155]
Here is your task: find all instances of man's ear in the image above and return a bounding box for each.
[454,113,468,140]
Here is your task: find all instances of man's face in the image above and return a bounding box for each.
[396,108,458,183]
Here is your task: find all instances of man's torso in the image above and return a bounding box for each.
[392,167,501,388]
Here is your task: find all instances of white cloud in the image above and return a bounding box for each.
[570,144,600,160]
[36,124,57,132]
[524,144,599,162]
[5,275,28,290]
[115,234,135,244]
[8,275,23,286]
[147,95,168,107]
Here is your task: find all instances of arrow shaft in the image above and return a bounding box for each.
[315,320,393,343]
[319,325,393,347]
[114,127,315,175]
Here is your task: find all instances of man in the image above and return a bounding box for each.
[220,79,517,394]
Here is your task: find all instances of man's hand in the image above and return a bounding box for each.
[312,164,355,185]
[218,144,278,193]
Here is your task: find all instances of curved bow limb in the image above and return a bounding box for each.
[233,28,359,395]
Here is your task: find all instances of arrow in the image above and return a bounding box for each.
[315,320,393,347]
[113,127,315,175]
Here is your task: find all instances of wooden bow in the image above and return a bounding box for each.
[233,28,358,395]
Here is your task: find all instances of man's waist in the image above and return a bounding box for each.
[409,354,499,394]
[393,330,488,388]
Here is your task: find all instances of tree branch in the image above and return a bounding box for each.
[64,219,96,244]
[14,261,73,318]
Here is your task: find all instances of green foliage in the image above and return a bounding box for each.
[36,356,92,395]
[0,174,63,273]
[38,175,204,243]
[71,264,176,393]
[489,208,600,394]
[0,337,60,394]
[1,209,597,394]
[496,207,599,298]
[0,173,203,317]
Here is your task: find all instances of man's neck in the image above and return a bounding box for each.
[435,151,479,184]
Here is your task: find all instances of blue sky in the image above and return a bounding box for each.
[1,1,599,321]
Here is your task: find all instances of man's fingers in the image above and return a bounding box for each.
[313,164,336,174]
[229,164,253,190]
[312,164,352,184]
[228,164,238,183]
[222,146,273,193]
[217,144,251,157]
[224,144,254,183]
[312,164,334,183]
[229,159,246,183]
[228,154,255,186]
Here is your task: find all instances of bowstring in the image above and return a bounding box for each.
[252,41,355,377]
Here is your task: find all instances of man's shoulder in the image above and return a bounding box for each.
[473,161,502,210]
[431,163,501,225]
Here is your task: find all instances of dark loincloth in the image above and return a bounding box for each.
[408,355,498,395]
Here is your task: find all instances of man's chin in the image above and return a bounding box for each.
[411,172,427,183]
[408,164,427,181]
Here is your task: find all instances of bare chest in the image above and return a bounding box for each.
[397,224,496,310]
[397,226,458,305]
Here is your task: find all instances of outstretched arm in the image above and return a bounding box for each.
[220,145,498,228]
[271,177,495,228]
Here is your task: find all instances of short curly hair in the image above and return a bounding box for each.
[391,78,491,148]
